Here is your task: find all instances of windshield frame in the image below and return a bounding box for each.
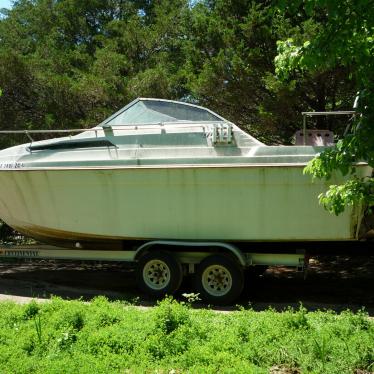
[99,98,228,127]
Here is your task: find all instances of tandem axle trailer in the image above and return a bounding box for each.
[0,241,306,305]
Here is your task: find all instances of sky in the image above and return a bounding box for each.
[0,0,12,9]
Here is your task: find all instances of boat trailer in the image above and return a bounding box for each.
[0,241,306,305]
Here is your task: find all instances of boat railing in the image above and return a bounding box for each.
[0,121,234,143]
[300,110,356,145]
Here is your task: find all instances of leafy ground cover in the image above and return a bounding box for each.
[0,297,372,373]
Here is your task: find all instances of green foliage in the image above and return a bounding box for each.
[34,314,42,344]
[154,297,190,334]
[276,0,374,214]
[0,298,372,373]
[317,177,374,216]
[0,0,359,147]
[22,300,40,320]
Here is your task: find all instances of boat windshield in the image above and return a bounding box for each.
[103,99,223,126]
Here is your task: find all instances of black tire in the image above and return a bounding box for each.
[136,251,183,298]
[194,254,244,305]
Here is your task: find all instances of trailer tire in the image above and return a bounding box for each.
[194,254,244,305]
[136,251,183,298]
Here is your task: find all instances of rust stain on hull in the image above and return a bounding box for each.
[11,224,140,250]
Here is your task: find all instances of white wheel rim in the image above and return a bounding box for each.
[202,264,233,297]
[143,259,171,290]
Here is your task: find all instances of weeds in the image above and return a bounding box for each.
[0,298,372,373]
[23,300,39,320]
[34,314,42,344]
[154,297,190,334]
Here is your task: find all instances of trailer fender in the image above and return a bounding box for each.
[134,240,247,266]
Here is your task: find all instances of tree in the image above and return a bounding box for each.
[0,0,191,136]
[182,1,356,144]
[0,0,367,157]
[275,0,374,215]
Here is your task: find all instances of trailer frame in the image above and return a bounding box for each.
[0,240,306,305]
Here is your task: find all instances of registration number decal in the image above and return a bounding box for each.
[0,162,25,169]
[0,250,39,257]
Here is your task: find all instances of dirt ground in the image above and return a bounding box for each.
[0,255,373,314]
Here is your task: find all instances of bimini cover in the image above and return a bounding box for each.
[102,98,224,126]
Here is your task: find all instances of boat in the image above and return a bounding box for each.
[0,98,372,249]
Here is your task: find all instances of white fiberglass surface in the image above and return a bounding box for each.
[105,99,222,126]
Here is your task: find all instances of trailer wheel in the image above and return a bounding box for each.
[194,254,244,305]
[136,251,183,298]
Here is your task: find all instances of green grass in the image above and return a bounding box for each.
[0,297,372,373]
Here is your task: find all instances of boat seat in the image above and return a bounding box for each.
[294,130,334,146]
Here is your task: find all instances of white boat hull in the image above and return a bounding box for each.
[0,164,368,246]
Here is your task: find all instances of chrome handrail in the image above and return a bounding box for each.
[301,111,356,116]
[0,129,91,134]
[0,121,232,143]
[0,120,229,134]
[300,110,357,145]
